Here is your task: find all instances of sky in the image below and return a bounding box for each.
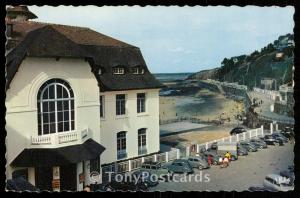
[29,6,294,73]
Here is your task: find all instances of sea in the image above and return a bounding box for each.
[153,73,193,83]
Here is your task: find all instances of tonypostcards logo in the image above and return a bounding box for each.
[89,171,210,184]
[89,171,101,183]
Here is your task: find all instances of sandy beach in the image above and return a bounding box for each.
[160,124,235,147]
[160,89,244,122]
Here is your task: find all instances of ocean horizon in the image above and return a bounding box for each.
[153,72,193,82]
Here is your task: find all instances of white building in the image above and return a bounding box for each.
[5,6,162,191]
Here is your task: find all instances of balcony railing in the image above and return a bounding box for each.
[31,128,92,146]
[31,135,52,145]
[58,131,78,144]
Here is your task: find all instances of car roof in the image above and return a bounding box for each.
[174,159,188,162]
[266,174,286,182]
[142,161,161,166]
[188,156,204,159]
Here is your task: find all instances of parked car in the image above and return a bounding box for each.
[186,156,210,170]
[230,126,247,135]
[248,186,276,192]
[281,127,294,139]
[238,141,258,152]
[237,144,248,156]
[210,142,218,150]
[167,159,194,174]
[201,151,222,165]
[140,161,169,180]
[260,135,284,146]
[263,174,294,191]
[272,133,288,143]
[250,138,267,149]
[132,170,159,187]
[6,177,40,192]
[90,183,113,192]
[280,166,294,185]
[104,180,149,191]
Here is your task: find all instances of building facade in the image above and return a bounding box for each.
[5,6,162,191]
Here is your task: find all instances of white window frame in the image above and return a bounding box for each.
[116,94,126,116]
[138,128,147,155]
[117,131,127,159]
[133,67,145,74]
[113,67,125,75]
[137,93,146,113]
[37,80,75,135]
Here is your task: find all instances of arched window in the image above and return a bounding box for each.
[37,79,75,135]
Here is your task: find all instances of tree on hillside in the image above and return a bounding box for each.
[251,50,259,58]
[221,58,229,66]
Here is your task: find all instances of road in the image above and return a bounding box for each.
[150,142,294,191]
[248,91,294,124]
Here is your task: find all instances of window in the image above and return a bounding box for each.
[116,94,126,116]
[37,79,74,135]
[137,93,146,113]
[113,67,125,75]
[117,131,127,159]
[98,68,102,75]
[132,67,145,74]
[100,95,104,118]
[138,128,147,155]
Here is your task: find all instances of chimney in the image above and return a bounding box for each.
[6,5,37,22]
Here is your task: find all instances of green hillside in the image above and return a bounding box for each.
[187,33,294,89]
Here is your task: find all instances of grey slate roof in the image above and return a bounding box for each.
[6,22,164,91]
[11,138,105,167]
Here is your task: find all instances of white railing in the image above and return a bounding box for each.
[58,131,78,144]
[31,135,52,145]
[101,148,181,178]
[31,128,91,146]
[193,126,265,152]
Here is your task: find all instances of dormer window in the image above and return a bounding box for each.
[132,67,145,75]
[113,67,125,75]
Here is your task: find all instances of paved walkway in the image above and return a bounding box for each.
[248,91,294,124]
[160,122,210,137]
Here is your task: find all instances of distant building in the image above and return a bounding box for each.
[274,84,294,117]
[232,57,239,64]
[260,78,277,90]
[275,52,284,60]
[275,35,294,49]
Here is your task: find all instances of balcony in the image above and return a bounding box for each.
[30,128,92,147]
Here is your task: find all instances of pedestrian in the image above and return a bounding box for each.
[83,185,91,192]
[207,155,212,166]
[223,157,229,167]
[218,156,223,165]
[224,151,231,161]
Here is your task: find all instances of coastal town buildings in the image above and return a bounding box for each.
[260,78,277,90]
[5,6,162,191]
